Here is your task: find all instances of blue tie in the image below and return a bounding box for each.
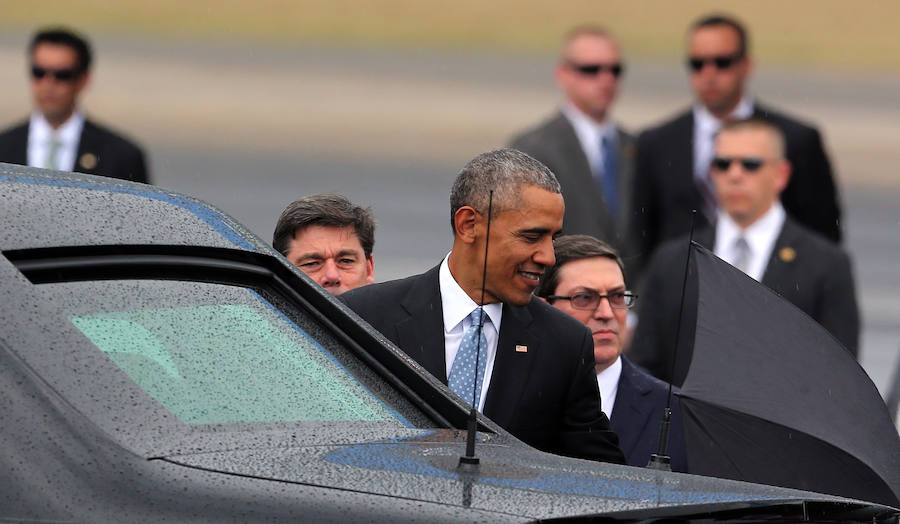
[448,308,489,410]
[600,134,618,216]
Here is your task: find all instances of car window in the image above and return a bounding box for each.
[25,278,437,452]
[70,293,402,425]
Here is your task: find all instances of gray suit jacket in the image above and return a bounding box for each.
[629,217,859,386]
[510,112,637,268]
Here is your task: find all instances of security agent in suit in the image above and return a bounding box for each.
[510,26,636,264]
[631,15,840,276]
[536,235,687,471]
[0,27,149,184]
[341,149,626,464]
[630,119,859,386]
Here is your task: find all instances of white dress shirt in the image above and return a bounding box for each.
[27,110,85,171]
[562,103,618,178]
[692,97,754,184]
[714,203,786,282]
[596,355,622,419]
[439,254,502,412]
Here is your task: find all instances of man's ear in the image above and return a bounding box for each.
[364,255,375,284]
[453,206,479,244]
[775,159,792,194]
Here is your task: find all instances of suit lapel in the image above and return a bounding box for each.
[481,302,537,428]
[395,266,448,382]
[610,359,654,457]
[3,121,29,165]
[74,120,101,175]
[761,218,798,288]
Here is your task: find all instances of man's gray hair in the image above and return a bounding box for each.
[449,148,561,232]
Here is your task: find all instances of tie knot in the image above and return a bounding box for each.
[468,308,486,327]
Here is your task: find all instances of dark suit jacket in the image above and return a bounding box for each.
[629,217,859,386]
[610,357,688,472]
[0,118,149,184]
[340,264,626,464]
[510,112,638,267]
[631,103,841,277]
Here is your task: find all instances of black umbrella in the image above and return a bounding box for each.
[677,243,900,507]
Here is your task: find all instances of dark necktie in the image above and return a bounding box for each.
[599,134,618,216]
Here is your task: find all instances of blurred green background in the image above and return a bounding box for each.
[3,0,898,73]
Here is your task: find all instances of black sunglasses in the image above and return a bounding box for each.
[687,54,743,72]
[547,290,637,310]
[30,65,79,82]
[569,62,624,78]
[710,156,768,172]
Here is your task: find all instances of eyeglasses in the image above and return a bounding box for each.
[686,54,743,73]
[568,62,624,78]
[547,290,637,310]
[710,156,771,172]
[30,66,79,82]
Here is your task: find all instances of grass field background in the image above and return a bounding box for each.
[2,0,898,73]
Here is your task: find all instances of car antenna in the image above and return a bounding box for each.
[459,189,494,469]
[647,209,697,471]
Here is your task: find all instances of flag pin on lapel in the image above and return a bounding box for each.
[515,344,528,353]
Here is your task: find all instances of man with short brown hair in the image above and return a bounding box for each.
[0,27,149,183]
[630,119,859,386]
[510,26,636,263]
[631,14,841,277]
[273,194,375,296]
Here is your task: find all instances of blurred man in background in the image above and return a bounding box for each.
[0,27,149,183]
[273,193,375,296]
[537,234,687,471]
[630,119,858,386]
[510,26,636,270]
[631,14,841,276]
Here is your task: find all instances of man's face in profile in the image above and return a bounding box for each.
[476,185,564,307]
[285,224,374,295]
[30,43,88,125]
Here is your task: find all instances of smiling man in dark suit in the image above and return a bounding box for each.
[536,234,687,471]
[341,148,625,464]
[631,15,840,275]
[0,27,149,184]
[510,27,636,265]
[630,119,859,386]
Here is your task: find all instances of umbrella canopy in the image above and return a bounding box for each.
[678,243,900,507]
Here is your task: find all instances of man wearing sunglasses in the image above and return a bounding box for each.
[630,119,858,387]
[536,234,687,472]
[510,27,636,267]
[631,14,841,279]
[0,27,149,184]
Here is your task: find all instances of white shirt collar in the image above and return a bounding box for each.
[596,355,622,419]
[693,95,754,132]
[27,110,85,171]
[561,102,617,175]
[714,202,786,281]
[439,253,502,336]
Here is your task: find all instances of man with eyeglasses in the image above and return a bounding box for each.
[630,14,841,279]
[629,118,859,387]
[536,234,687,472]
[510,26,636,266]
[0,27,149,183]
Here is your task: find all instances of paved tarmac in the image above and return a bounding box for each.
[1,34,896,395]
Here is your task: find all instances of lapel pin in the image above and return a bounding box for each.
[779,247,796,263]
[79,153,97,170]
[515,345,528,353]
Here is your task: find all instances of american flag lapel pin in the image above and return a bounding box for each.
[515,344,528,353]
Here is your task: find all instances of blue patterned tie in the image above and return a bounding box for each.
[600,134,618,216]
[448,308,489,409]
